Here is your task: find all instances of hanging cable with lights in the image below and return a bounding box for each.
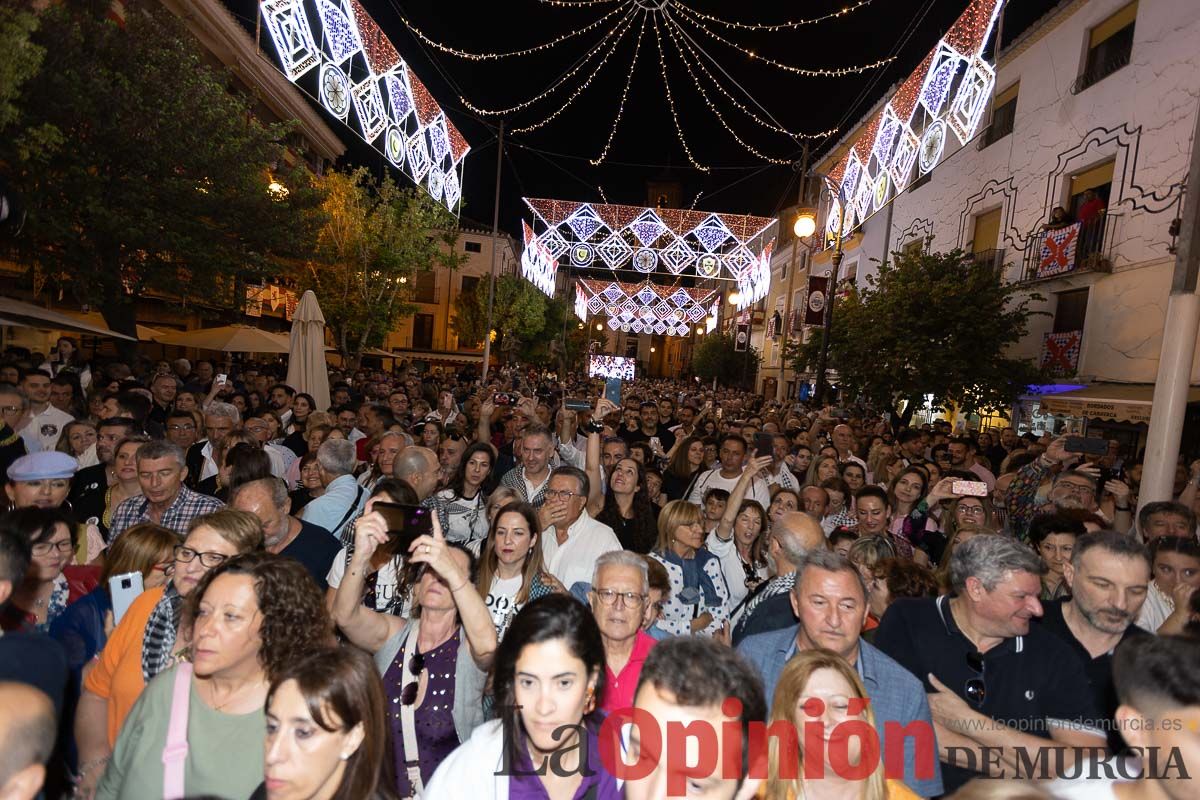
[670,2,896,77]
[659,16,792,165]
[650,15,707,171]
[671,0,874,32]
[590,13,648,165]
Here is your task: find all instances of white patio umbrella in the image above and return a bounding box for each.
[286,291,331,412]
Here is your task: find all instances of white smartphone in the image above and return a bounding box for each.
[215,373,228,385]
[109,571,144,627]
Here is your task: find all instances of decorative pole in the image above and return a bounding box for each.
[480,120,504,383]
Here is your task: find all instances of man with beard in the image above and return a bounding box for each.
[268,383,295,429]
[1005,435,1133,541]
[1035,530,1151,751]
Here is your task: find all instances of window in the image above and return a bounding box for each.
[464,240,482,253]
[840,258,859,284]
[1069,160,1114,216]
[909,171,932,192]
[971,208,1002,254]
[903,239,925,257]
[982,83,1018,146]
[1075,1,1136,93]
[625,338,639,358]
[412,314,435,349]
[414,272,436,304]
[1053,288,1089,333]
[460,276,480,298]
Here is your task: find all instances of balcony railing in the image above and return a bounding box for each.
[1070,48,1131,95]
[1018,216,1116,284]
[964,248,1007,271]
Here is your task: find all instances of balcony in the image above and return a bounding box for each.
[964,248,1007,271]
[1070,48,1131,95]
[1017,217,1116,284]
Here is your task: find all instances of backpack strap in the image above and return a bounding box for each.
[162,662,193,799]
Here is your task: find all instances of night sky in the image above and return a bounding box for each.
[223,0,1060,235]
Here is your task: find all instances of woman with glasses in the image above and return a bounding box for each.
[474,501,556,641]
[96,553,332,800]
[708,453,773,609]
[0,506,99,633]
[74,509,264,799]
[333,505,495,798]
[432,441,495,545]
[648,499,732,638]
[1028,512,1086,601]
[942,494,996,543]
[424,594,619,800]
[761,648,921,800]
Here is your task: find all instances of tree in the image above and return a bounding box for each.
[452,275,546,360]
[789,247,1045,423]
[692,333,760,389]
[299,168,464,367]
[517,296,589,373]
[0,7,43,131]
[0,3,324,344]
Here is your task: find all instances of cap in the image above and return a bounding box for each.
[7,451,79,483]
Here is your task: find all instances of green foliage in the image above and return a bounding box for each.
[791,248,1045,418]
[0,3,324,339]
[0,7,44,131]
[692,333,760,388]
[452,275,547,359]
[517,296,589,372]
[300,168,464,364]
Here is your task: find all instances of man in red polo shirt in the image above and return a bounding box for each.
[589,551,657,714]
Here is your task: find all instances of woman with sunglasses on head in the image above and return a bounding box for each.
[474,501,557,641]
[254,647,400,800]
[708,452,773,609]
[0,506,99,634]
[333,504,496,798]
[431,441,495,545]
[424,594,619,800]
[74,510,265,800]
[97,553,333,800]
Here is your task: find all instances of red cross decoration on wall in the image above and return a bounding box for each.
[1037,222,1080,278]
[1041,330,1082,376]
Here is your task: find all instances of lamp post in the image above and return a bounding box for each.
[811,182,848,407]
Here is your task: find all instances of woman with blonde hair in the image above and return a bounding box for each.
[763,648,920,800]
[806,455,840,488]
[648,499,731,637]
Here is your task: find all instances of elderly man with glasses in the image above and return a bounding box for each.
[539,465,620,592]
[1005,435,1132,540]
[588,550,657,715]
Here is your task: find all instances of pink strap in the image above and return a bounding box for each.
[162,662,192,800]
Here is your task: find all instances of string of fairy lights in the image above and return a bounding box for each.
[393,0,894,167]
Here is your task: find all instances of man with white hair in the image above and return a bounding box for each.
[298,439,366,537]
[588,551,657,714]
[874,534,1105,793]
[185,400,241,489]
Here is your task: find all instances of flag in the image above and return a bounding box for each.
[1038,223,1080,278]
[734,323,750,352]
[804,276,829,326]
[1041,330,1082,376]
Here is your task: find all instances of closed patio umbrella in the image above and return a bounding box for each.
[286,291,331,411]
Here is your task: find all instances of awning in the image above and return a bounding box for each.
[62,311,163,342]
[1038,383,1200,424]
[391,349,483,364]
[0,296,138,341]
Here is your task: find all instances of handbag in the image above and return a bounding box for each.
[162,662,193,800]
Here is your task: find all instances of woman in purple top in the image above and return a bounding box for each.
[424,595,621,800]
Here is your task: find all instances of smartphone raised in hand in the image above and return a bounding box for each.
[373,502,433,554]
[754,432,775,457]
[110,571,145,627]
[951,480,989,497]
[604,378,622,407]
[1065,436,1109,456]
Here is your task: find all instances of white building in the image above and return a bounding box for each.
[812,0,1199,450]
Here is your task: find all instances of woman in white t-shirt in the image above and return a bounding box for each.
[325,478,417,618]
[472,500,558,641]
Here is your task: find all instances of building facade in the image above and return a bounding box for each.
[809,0,1198,446]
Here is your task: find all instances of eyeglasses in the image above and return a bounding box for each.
[0,405,22,415]
[964,650,986,707]
[400,649,425,706]
[958,505,985,517]
[1055,481,1093,496]
[32,539,73,556]
[592,588,646,607]
[173,545,229,568]
[167,423,196,431]
[544,489,580,502]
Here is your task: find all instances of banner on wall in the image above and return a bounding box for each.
[804,276,829,326]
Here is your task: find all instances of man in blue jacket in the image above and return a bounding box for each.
[737,549,943,797]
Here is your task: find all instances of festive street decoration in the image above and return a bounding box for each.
[523,199,776,309]
[521,221,559,297]
[825,0,1003,242]
[395,2,880,166]
[577,278,720,338]
[1037,223,1080,278]
[259,0,469,212]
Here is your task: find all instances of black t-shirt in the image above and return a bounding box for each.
[620,425,676,454]
[1036,598,1151,751]
[873,596,1102,793]
[279,519,342,590]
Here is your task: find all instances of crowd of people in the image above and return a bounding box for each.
[0,338,1198,800]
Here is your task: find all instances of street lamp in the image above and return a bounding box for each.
[595,323,603,331]
[793,208,817,239]
[812,183,849,406]
[728,290,743,306]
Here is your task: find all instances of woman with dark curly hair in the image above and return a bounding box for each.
[592,457,658,553]
[96,553,332,800]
